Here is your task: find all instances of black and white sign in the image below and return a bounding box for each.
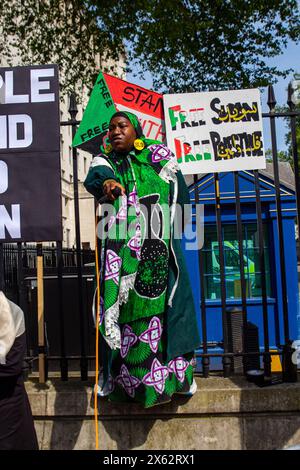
[0,64,62,241]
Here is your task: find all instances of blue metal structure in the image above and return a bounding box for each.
[183,169,299,368]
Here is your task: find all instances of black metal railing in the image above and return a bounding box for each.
[0,84,299,383]
[191,84,300,381]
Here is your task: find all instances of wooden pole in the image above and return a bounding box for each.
[94,203,101,450]
[37,243,45,383]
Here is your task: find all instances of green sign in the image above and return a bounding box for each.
[72,71,116,154]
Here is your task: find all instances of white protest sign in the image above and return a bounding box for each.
[163,89,266,174]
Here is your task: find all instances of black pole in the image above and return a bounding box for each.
[56,241,68,380]
[193,175,210,377]
[254,170,271,377]
[17,243,31,360]
[267,86,290,343]
[233,172,248,373]
[214,173,231,377]
[69,93,88,381]
[267,85,293,381]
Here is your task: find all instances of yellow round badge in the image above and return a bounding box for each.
[104,143,113,154]
[134,139,145,151]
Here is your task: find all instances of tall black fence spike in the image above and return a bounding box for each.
[267,84,276,111]
[68,92,78,119]
[287,82,295,110]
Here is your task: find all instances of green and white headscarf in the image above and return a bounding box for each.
[109,111,144,138]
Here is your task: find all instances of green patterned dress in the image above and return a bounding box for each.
[84,139,200,408]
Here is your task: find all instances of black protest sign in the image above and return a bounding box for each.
[0,64,62,242]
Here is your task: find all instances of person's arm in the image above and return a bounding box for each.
[84,155,126,201]
[84,155,117,200]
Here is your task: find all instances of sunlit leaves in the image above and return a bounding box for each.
[0,0,299,95]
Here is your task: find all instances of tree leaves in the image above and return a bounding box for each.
[0,0,125,98]
[267,103,300,175]
[1,0,299,96]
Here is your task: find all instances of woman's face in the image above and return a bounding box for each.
[108,116,136,153]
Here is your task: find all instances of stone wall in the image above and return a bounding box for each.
[26,375,300,450]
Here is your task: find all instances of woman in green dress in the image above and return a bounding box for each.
[84,111,200,408]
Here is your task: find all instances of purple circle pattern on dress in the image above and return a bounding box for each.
[121,325,138,358]
[128,185,139,213]
[116,195,127,220]
[149,144,172,163]
[142,358,169,395]
[168,357,189,382]
[105,249,122,284]
[127,223,141,260]
[115,364,141,398]
[139,316,162,353]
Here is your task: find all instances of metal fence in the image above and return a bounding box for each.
[0,84,299,383]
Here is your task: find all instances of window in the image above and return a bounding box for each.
[203,224,271,300]
[66,229,70,248]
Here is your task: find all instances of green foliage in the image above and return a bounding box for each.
[282,104,300,177]
[265,148,293,165]
[1,1,300,95]
[266,102,300,176]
